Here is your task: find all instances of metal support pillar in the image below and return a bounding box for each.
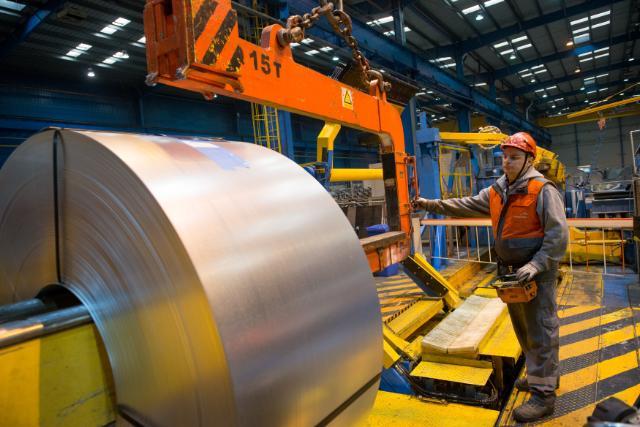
[416,112,446,269]
[393,0,417,156]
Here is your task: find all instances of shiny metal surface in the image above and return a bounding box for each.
[0,130,381,426]
[0,305,91,349]
[0,298,52,323]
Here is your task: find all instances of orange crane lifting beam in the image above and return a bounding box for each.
[143,0,413,272]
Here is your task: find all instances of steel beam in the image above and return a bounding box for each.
[288,1,550,143]
[513,60,639,96]
[478,31,640,81]
[424,0,626,57]
[537,104,640,128]
[0,0,67,60]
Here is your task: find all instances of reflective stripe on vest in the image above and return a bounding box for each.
[489,178,547,265]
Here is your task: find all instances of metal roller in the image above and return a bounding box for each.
[0,130,382,426]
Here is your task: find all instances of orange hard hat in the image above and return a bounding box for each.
[501,132,537,157]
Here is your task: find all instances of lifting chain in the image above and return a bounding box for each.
[277,1,391,93]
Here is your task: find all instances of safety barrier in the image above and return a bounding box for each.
[420,217,635,276]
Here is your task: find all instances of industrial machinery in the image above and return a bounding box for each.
[0,0,419,425]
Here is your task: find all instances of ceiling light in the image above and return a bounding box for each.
[594,47,609,53]
[113,51,129,59]
[113,17,130,27]
[304,49,319,56]
[0,0,25,12]
[546,86,557,90]
[596,73,608,78]
[624,78,630,82]
[511,35,528,43]
[509,54,516,60]
[530,78,535,83]
[566,40,574,46]
[290,42,299,47]
[572,26,590,34]
[521,73,533,77]
[579,57,593,62]
[574,33,590,43]
[484,0,504,6]
[542,94,548,98]
[587,90,597,94]
[531,64,544,69]
[534,69,546,74]
[630,58,635,62]
[599,87,608,91]
[591,20,610,29]
[332,56,339,61]
[516,43,532,50]
[462,5,481,14]
[436,57,453,61]
[76,43,92,51]
[578,52,592,57]
[475,14,484,21]
[319,46,333,52]
[366,16,394,25]
[474,82,487,86]
[594,53,609,59]
[500,48,514,55]
[575,68,581,73]
[138,36,146,44]
[102,57,117,64]
[301,38,313,44]
[590,10,610,19]
[535,89,545,93]
[570,17,588,26]
[494,41,509,48]
[100,25,118,35]
[65,49,83,57]
[87,68,95,78]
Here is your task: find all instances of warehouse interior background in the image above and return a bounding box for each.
[1,0,640,426]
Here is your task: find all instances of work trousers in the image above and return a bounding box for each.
[504,264,560,397]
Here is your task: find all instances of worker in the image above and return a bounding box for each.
[414,132,568,423]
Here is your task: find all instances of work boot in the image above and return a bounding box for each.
[513,394,555,423]
[514,377,560,392]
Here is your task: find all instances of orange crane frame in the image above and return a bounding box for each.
[143,0,413,272]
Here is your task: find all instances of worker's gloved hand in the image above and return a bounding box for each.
[412,197,432,211]
[515,263,539,283]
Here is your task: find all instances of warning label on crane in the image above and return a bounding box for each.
[341,88,354,110]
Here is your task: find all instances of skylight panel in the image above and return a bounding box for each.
[574,33,590,43]
[367,16,394,25]
[462,5,481,14]
[591,20,610,29]
[570,17,588,26]
[590,10,610,19]
[0,0,25,11]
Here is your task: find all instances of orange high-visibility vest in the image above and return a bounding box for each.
[489,178,548,266]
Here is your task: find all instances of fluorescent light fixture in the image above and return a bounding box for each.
[511,35,528,43]
[584,77,595,81]
[594,47,609,53]
[521,73,533,78]
[509,54,516,59]
[535,89,545,93]
[590,10,610,19]
[113,51,128,59]
[572,26,590,34]
[531,64,544,69]
[415,92,426,96]
[570,17,588,26]
[591,20,610,29]
[76,43,92,51]
[519,69,530,73]
[574,33,590,43]
[484,0,504,6]
[102,57,117,64]
[65,49,83,57]
[579,56,593,62]
[554,98,563,101]
[138,36,146,44]
[113,17,130,27]
[500,48,514,55]
[301,38,313,44]
[596,73,608,78]
[474,82,487,86]
[290,42,300,47]
[493,41,509,48]
[546,85,557,90]
[587,90,597,94]
[0,0,25,11]
[629,58,635,62]
[516,43,532,50]
[594,52,609,59]
[462,5,481,14]
[304,49,319,56]
[332,56,339,61]
[87,69,95,78]
[442,63,456,68]
[599,87,608,91]
[436,57,453,61]
[624,78,630,82]
[534,69,546,74]
[530,78,535,83]
[100,25,118,35]
[542,94,548,98]
[475,14,484,21]
[320,46,333,52]
[578,52,591,57]
[366,16,394,25]
[575,68,581,73]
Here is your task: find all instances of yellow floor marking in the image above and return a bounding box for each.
[560,308,631,337]
[558,351,639,396]
[557,305,600,319]
[560,323,640,360]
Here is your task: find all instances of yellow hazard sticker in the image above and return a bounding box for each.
[341,87,354,110]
